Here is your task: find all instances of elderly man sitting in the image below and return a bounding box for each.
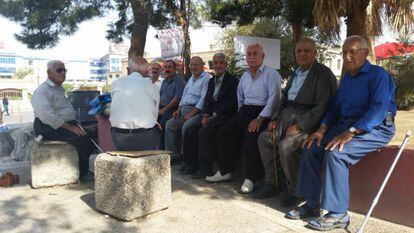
[31,60,95,181]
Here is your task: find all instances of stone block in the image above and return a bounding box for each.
[95,152,171,221]
[29,140,79,188]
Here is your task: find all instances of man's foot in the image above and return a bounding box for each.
[250,184,278,199]
[307,213,350,231]
[191,171,209,179]
[285,204,321,220]
[240,179,254,194]
[80,171,94,182]
[206,171,232,183]
[181,166,198,175]
[281,192,302,207]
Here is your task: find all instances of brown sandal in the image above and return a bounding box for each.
[0,173,14,187]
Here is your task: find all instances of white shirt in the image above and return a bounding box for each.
[110,72,160,129]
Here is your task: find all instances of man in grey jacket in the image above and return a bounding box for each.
[254,38,337,203]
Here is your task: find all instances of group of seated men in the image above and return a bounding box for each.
[30,34,396,231]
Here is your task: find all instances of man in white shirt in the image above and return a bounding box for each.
[148,62,164,91]
[110,56,161,151]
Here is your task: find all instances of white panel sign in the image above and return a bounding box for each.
[158,28,184,58]
[234,36,281,69]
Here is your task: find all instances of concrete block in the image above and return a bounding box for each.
[95,152,171,221]
[29,140,79,188]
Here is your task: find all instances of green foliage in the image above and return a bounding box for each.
[383,53,414,110]
[13,67,33,79]
[102,84,110,93]
[62,83,74,96]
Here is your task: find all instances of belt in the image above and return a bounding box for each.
[112,126,155,134]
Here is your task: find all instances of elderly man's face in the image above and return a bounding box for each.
[148,64,161,79]
[48,62,67,86]
[162,61,176,79]
[246,45,265,70]
[190,57,204,77]
[295,42,316,70]
[342,40,369,75]
[212,55,227,77]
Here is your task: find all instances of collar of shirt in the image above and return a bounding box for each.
[346,60,371,78]
[46,78,56,87]
[190,71,208,81]
[129,72,144,79]
[215,72,225,84]
[294,66,311,77]
[247,63,265,79]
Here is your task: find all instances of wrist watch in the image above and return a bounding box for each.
[349,127,357,136]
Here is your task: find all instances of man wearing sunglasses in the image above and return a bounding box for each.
[31,60,95,182]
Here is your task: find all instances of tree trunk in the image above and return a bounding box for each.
[291,21,302,66]
[180,0,191,80]
[128,0,149,58]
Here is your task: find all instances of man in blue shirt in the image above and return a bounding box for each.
[165,56,211,165]
[286,35,396,231]
[158,60,186,149]
[206,43,282,194]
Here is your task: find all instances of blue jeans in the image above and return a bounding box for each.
[295,119,395,213]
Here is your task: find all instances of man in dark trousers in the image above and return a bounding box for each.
[254,38,337,203]
[31,60,95,181]
[286,35,396,231]
[180,53,238,177]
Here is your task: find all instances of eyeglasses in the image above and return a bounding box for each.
[55,68,67,74]
[341,48,367,56]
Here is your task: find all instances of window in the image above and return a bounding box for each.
[0,57,16,64]
[111,58,119,64]
[111,66,120,72]
[0,67,16,73]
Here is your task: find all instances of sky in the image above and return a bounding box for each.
[0,14,402,61]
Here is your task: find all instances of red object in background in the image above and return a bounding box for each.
[96,116,117,152]
[375,42,414,60]
[349,146,414,228]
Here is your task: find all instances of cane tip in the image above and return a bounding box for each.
[407,131,412,137]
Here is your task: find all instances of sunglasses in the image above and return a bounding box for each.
[55,68,67,74]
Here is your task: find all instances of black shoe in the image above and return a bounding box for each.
[250,185,278,199]
[285,204,321,220]
[80,171,94,182]
[281,193,302,207]
[181,166,197,175]
[191,171,208,179]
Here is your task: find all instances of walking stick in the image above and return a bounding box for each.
[76,122,104,153]
[356,131,412,233]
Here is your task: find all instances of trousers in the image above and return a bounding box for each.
[295,119,395,213]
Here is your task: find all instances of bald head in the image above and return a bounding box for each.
[128,56,148,76]
[190,56,205,78]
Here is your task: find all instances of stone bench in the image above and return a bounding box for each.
[95,151,171,221]
[28,140,79,188]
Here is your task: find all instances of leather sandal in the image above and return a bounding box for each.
[0,173,14,187]
[307,213,350,231]
[285,204,321,220]
[5,172,19,184]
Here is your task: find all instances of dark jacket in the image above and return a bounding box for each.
[202,71,239,121]
[272,61,337,133]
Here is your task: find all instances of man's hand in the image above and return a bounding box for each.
[156,122,162,131]
[172,110,179,118]
[286,124,301,136]
[248,117,265,132]
[302,125,327,149]
[267,121,277,132]
[184,112,194,120]
[325,131,353,152]
[201,116,214,126]
[159,108,166,116]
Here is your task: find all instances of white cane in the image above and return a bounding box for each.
[76,123,104,153]
[356,130,412,233]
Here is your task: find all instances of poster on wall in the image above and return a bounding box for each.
[234,36,281,70]
[158,28,184,58]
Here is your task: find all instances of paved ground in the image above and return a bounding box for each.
[1,165,413,233]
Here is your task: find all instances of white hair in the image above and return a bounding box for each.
[47,60,64,71]
[247,43,264,53]
[344,35,369,50]
[213,52,227,60]
[128,57,148,75]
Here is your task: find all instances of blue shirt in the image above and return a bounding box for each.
[179,71,211,109]
[322,61,397,132]
[159,74,186,107]
[237,64,282,117]
[288,67,310,100]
